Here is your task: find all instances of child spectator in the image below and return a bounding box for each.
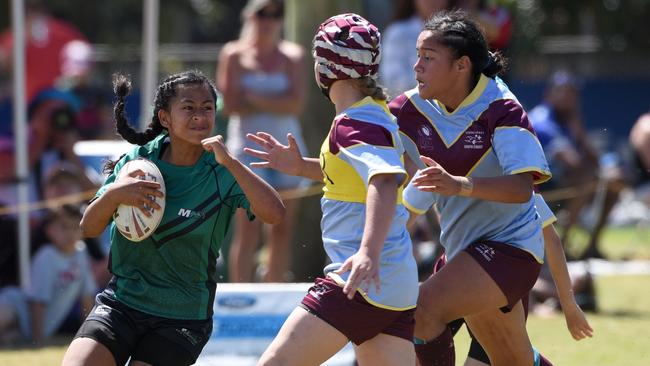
[0,205,96,346]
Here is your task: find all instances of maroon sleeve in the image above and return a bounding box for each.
[329,117,393,155]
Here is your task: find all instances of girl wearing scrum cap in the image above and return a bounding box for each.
[246,13,418,365]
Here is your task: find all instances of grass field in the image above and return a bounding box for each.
[1,227,649,365]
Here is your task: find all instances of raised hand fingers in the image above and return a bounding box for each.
[243,147,271,162]
[286,133,302,153]
[246,132,282,150]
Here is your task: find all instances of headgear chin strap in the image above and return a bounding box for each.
[312,13,381,98]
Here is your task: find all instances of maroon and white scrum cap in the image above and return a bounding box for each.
[313,13,381,96]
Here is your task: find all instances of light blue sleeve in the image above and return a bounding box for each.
[399,131,427,170]
[534,193,557,228]
[493,127,552,184]
[402,171,436,214]
[338,144,406,187]
[80,251,98,296]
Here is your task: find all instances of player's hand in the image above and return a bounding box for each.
[202,135,235,167]
[244,132,304,176]
[563,301,594,340]
[110,170,163,216]
[335,250,380,300]
[411,155,465,196]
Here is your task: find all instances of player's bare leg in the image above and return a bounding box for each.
[354,333,415,366]
[61,337,116,366]
[264,199,299,282]
[257,307,348,366]
[465,301,534,366]
[229,209,262,282]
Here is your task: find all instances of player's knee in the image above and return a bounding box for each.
[488,346,534,366]
[257,351,289,366]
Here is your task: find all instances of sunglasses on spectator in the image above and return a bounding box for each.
[256,8,283,19]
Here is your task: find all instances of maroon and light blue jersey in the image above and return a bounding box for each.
[319,97,418,310]
[393,75,551,261]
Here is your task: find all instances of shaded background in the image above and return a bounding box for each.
[1,0,649,281]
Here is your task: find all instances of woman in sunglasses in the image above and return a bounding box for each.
[217,0,308,283]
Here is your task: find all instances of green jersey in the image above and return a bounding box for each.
[97,134,252,320]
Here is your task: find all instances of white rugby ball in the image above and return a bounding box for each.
[112,158,166,242]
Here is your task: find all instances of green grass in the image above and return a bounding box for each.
[564,225,650,260]
[453,275,650,366]
[1,275,649,365]
[1,226,649,366]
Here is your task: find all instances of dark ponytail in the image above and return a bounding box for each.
[482,51,507,78]
[112,73,164,146]
[355,76,389,101]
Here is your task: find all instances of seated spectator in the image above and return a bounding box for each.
[35,163,109,288]
[528,70,624,259]
[629,112,650,204]
[0,205,96,346]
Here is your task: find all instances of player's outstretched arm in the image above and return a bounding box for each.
[542,224,594,340]
[336,173,397,299]
[202,135,285,225]
[244,132,323,181]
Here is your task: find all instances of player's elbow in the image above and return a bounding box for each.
[512,188,532,203]
[256,201,286,225]
[79,218,103,238]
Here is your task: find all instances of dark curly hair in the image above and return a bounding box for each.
[104,70,218,173]
[424,10,507,86]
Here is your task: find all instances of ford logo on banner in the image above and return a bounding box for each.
[217,295,257,309]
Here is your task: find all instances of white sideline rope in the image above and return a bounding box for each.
[0,184,326,216]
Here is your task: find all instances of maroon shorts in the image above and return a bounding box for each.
[465,241,541,312]
[300,277,415,345]
[434,250,533,315]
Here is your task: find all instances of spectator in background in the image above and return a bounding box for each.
[456,0,513,52]
[0,205,96,346]
[0,0,88,102]
[629,112,650,205]
[529,70,624,259]
[56,40,114,140]
[35,163,109,289]
[0,93,100,289]
[217,0,307,282]
[380,0,453,98]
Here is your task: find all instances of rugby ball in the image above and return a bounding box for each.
[112,158,166,242]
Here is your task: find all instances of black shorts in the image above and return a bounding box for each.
[74,292,212,366]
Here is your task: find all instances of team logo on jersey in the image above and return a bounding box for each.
[463,130,485,149]
[177,208,205,219]
[474,243,496,262]
[417,124,435,151]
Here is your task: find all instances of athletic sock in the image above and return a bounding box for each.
[533,347,554,366]
[414,326,455,366]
